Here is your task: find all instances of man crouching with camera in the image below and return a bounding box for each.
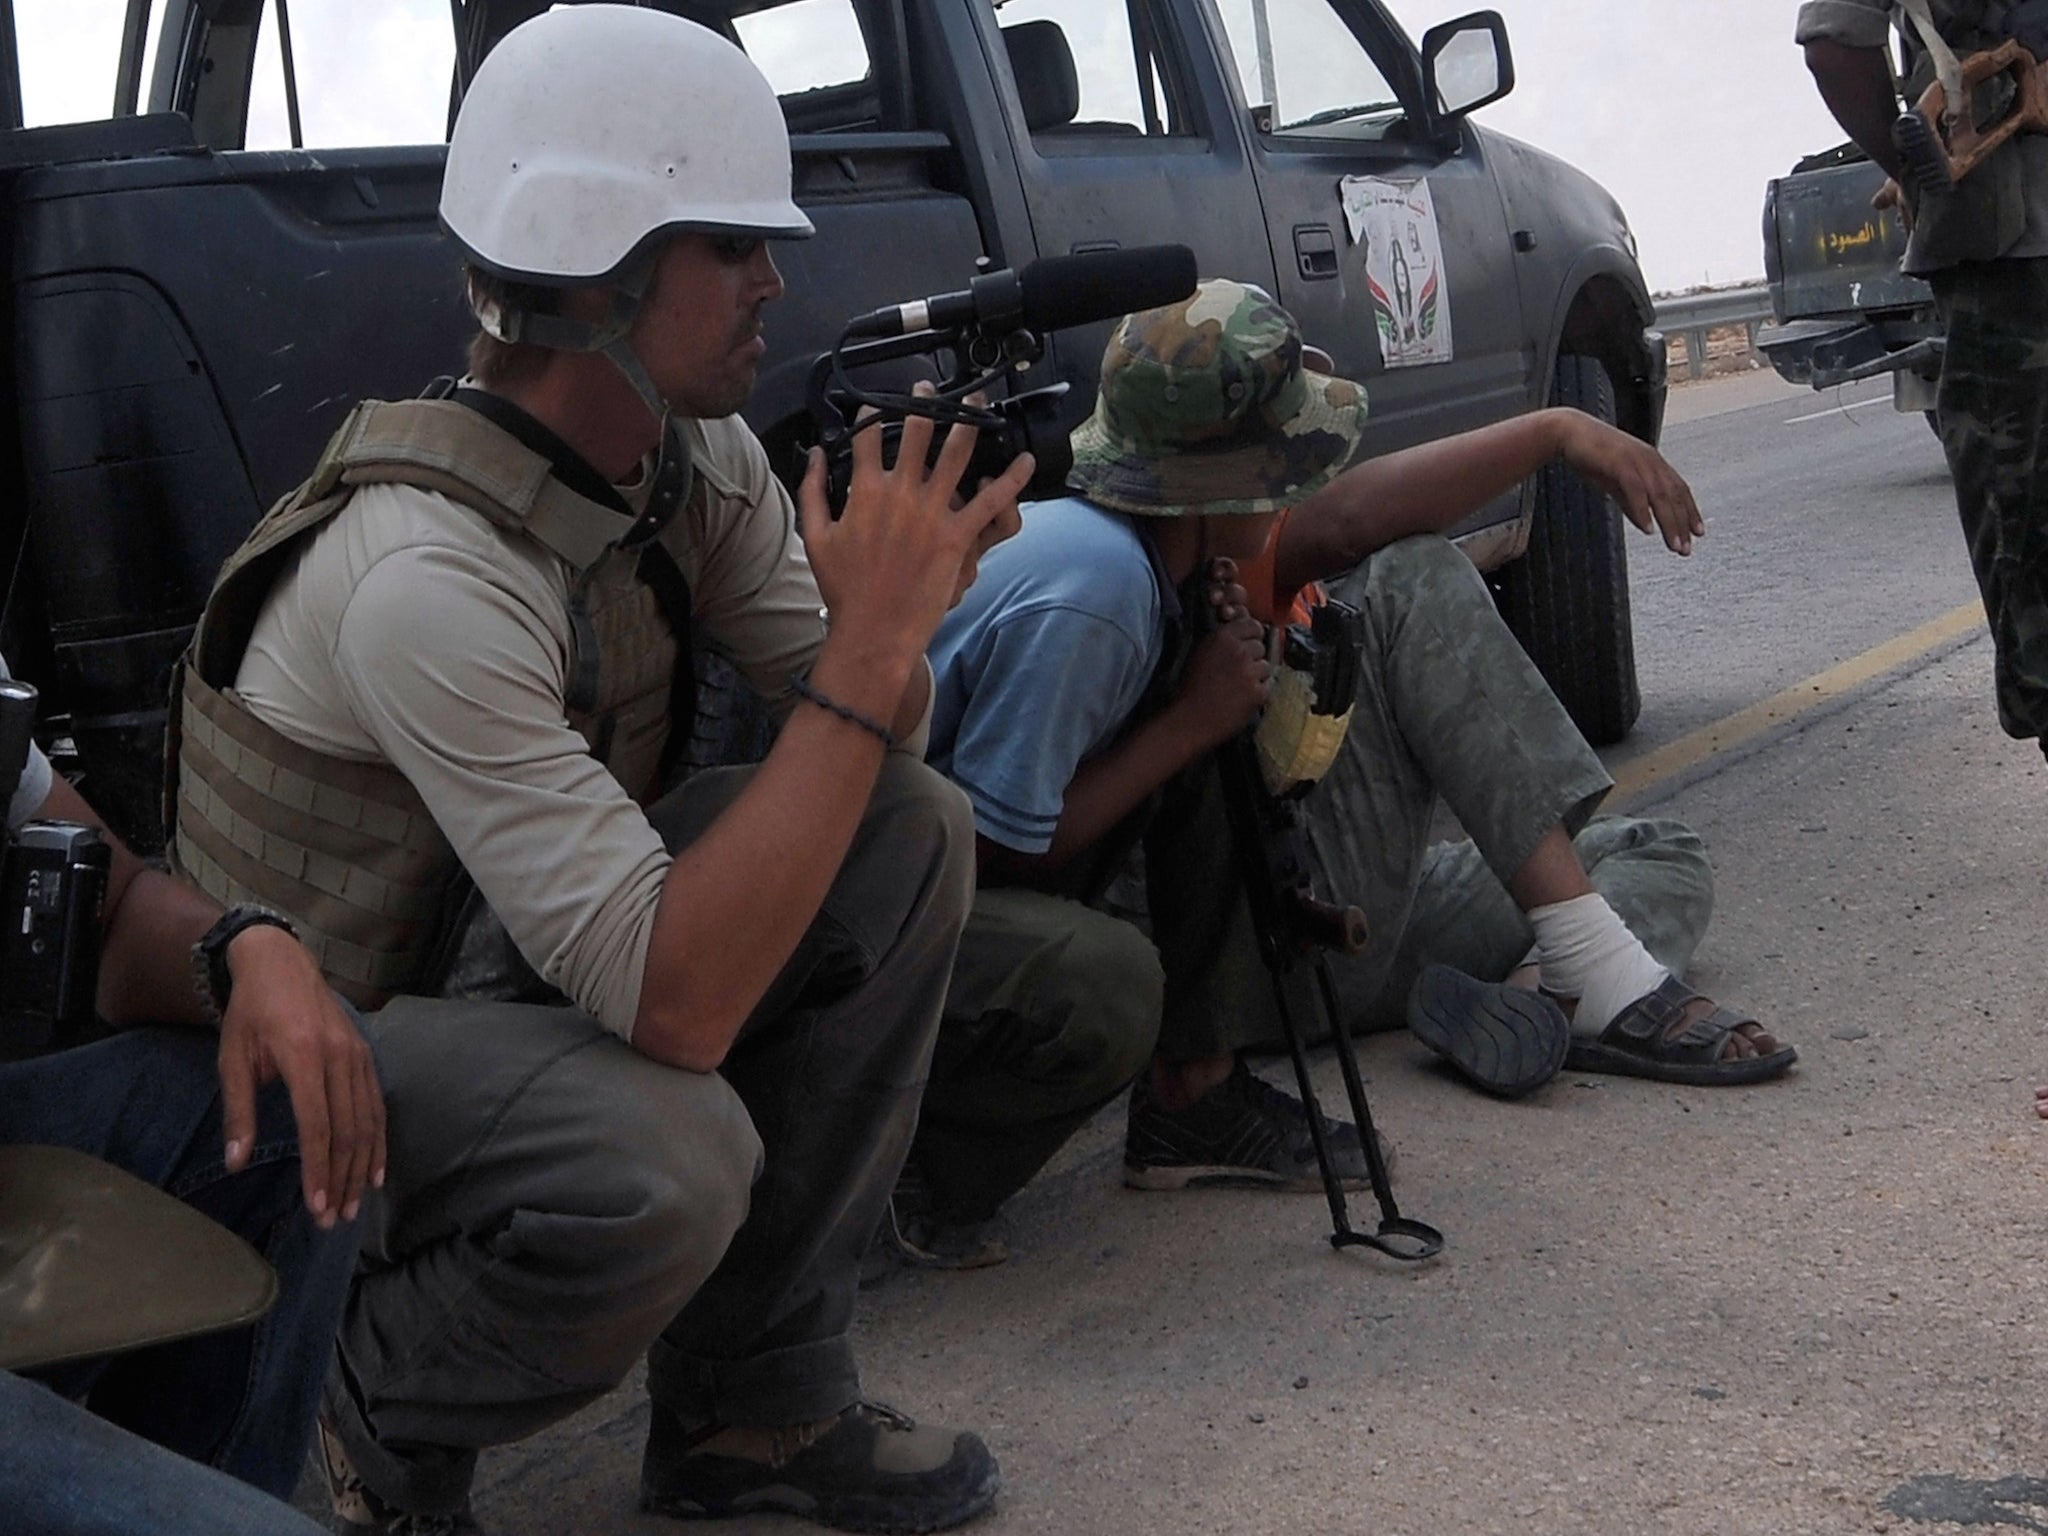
[0,655,381,1534]
[164,7,1027,1533]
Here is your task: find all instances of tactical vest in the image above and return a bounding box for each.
[168,399,692,1009]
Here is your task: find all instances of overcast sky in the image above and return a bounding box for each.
[16,0,1852,294]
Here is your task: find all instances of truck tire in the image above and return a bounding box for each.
[1490,353,1642,746]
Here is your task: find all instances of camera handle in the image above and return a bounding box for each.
[806,324,1073,510]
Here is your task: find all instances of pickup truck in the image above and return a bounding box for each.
[0,0,1668,853]
[1758,141,1941,423]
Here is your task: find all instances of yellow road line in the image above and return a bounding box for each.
[1608,599,1986,804]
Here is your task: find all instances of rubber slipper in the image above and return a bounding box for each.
[1405,964,1570,1099]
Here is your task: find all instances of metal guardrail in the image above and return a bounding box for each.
[1653,283,1773,382]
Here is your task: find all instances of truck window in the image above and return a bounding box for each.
[244,0,456,149]
[16,0,151,127]
[992,0,1197,141]
[1211,0,1406,138]
[733,0,870,98]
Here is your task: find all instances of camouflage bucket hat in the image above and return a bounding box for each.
[1068,278,1369,517]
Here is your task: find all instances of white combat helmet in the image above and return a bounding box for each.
[442,3,813,290]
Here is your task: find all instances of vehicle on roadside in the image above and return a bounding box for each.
[1758,141,1941,427]
[0,0,1669,851]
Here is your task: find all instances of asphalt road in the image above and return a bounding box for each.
[1627,370,1971,759]
[316,370,2048,1536]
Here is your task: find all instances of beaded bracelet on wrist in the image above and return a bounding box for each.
[788,673,899,749]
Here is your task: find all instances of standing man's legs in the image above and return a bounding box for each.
[1932,257,2048,750]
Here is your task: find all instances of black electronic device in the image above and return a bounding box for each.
[0,678,109,1058]
[807,244,1199,510]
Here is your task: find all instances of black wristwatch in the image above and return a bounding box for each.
[193,905,298,1022]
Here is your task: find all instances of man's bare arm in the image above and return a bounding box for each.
[1273,407,1704,597]
[1805,39,1905,180]
[630,415,1032,1071]
[40,774,383,1227]
[979,578,1271,887]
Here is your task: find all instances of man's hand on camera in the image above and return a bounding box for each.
[950,471,1025,609]
[800,385,1033,670]
[217,924,386,1230]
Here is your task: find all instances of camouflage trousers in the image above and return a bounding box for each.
[1153,534,1715,1056]
[1932,257,2048,745]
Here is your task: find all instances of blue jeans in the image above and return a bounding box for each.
[0,1371,326,1535]
[0,1026,361,1506]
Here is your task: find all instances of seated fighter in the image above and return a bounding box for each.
[886,279,1792,1264]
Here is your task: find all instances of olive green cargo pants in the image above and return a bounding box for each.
[320,756,974,1517]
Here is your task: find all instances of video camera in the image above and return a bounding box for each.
[806,244,1199,511]
[0,678,109,1058]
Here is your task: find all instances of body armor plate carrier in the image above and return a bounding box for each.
[168,399,693,1008]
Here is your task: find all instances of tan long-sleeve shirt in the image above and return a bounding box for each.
[237,410,924,1040]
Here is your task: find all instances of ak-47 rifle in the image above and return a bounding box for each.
[1892,17,2048,197]
[1198,563,1443,1262]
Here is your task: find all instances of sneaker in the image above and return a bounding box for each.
[641,1400,1000,1533]
[318,1417,487,1535]
[1122,1059,1388,1192]
[1405,963,1570,1099]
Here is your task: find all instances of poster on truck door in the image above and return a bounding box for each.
[1339,175,1455,368]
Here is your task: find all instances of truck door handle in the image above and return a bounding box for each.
[1293,224,1339,280]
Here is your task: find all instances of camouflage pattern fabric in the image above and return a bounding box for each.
[1067,278,1369,517]
[1932,257,2048,744]
[1149,535,1715,1057]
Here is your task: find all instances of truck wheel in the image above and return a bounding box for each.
[1491,354,1642,746]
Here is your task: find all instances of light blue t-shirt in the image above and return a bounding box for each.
[927,496,1173,855]
[0,656,51,832]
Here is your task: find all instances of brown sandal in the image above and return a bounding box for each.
[1563,975,1797,1086]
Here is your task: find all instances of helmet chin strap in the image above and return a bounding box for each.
[472,260,694,544]
[598,338,695,549]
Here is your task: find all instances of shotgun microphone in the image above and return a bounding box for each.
[843,243,1198,338]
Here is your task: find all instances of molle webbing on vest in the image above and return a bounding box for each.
[563,545,687,802]
[175,668,457,1007]
[170,396,692,1007]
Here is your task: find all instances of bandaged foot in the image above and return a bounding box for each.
[1528,892,1669,1037]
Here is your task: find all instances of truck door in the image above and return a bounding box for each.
[967,0,1276,425]
[1201,0,1530,454]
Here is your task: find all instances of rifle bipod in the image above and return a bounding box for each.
[1197,567,1442,1261]
[1263,892,1442,1262]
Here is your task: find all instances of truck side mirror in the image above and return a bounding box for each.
[1421,10,1514,123]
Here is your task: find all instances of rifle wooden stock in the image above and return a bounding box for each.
[1895,38,2048,196]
